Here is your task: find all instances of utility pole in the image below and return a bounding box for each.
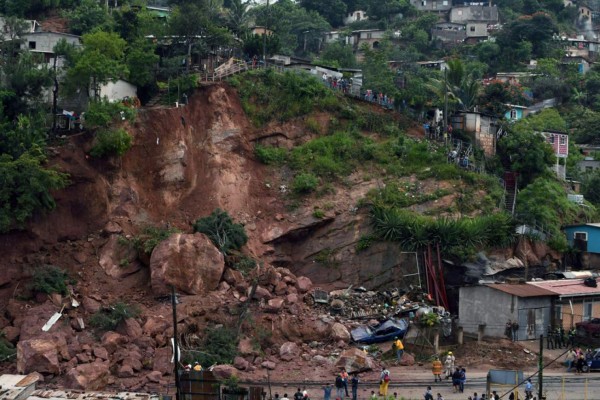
[538,334,544,400]
[52,55,58,134]
[444,66,448,133]
[262,0,269,63]
[172,286,181,400]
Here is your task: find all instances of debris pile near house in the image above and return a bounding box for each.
[304,286,439,321]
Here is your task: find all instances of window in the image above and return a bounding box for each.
[510,109,518,119]
[422,0,426,6]
[587,166,594,172]
[574,231,588,241]
[458,10,463,15]
[554,304,562,327]
[470,26,475,32]
[28,41,36,49]
[560,135,566,145]
[584,300,593,321]
[548,135,555,144]
[443,0,448,5]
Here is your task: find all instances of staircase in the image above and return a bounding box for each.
[503,171,518,215]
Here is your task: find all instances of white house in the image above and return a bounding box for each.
[344,10,368,25]
[93,80,138,103]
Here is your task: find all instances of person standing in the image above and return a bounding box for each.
[565,348,576,372]
[576,354,586,374]
[546,326,554,349]
[525,378,533,398]
[432,356,442,382]
[294,389,304,400]
[341,368,349,397]
[511,320,519,341]
[322,384,332,400]
[444,352,455,379]
[351,374,359,400]
[459,367,466,393]
[393,336,404,364]
[424,386,433,400]
[334,374,345,399]
[379,366,391,397]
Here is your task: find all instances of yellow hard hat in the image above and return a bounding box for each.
[448,351,453,355]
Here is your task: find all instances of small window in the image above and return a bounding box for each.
[510,109,518,119]
[443,0,448,4]
[584,300,593,321]
[28,41,36,49]
[458,10,463,15]
[470,26,475,32]
[548,135,555,144]
[574,231,588,241]
[560,135,566,145]
[422,0,426,5]
[587,166,594,172]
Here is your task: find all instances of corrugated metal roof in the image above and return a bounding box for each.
[487,283,555,297]
[529,279,600,297]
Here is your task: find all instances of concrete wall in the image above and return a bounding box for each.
[459,286,516,338]
[21,32,80,53]
[465,22,488,38]
[97,80,137,102]
[459,286,551,340]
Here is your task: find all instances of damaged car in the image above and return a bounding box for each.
[350,318,410,344]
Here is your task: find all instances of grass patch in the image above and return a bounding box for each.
[89,302,140,332]
[31,265,74,296]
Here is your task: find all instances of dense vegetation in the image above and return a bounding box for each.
[2,0,600,259]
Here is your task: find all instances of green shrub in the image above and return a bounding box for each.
[313,209,325,218]
[356,234,375,252]
[292,173,319,194]
[89,302,140,331]
[193,208,248,254]
[0,336,16,361]
[86,99,136,128]
[130,225,181,256]
[254,145,287,165]
[194,325,239,367]
[90,129,132,158]
[231,255,256,276]
[31,265,74,296]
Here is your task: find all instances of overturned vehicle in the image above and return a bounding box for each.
[350,317,410,344]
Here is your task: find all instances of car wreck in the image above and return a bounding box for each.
[350,317,410,344]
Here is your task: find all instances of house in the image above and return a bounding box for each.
[564,36,600,60]
[564,223,600,268]
[541,130,568,179]
[20,31,81,63]
[323,31,353,45]
[529,278,600,329]
[431,22,467,45]
[250,26,273,36]
[146,4,171,19]
[459,283,555,340]
[577,157,600,174]
[495,72,538,85]
[415,60,448,70]
[562,55,591,74]
[410,0,452,13]
[579,3,593,19]
[449,6,499,41]
[577,143,600,157]
[344,10,368,25]
[352,29,385,50]
[450,111,499,156]
[504,104,527,121]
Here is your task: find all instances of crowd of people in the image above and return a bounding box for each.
[321,73,353,94]
[362,89,394,109]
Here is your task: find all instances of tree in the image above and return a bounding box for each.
[366,0,412,24]
[126,39,159,87]
[495,12,559,62]
[582,170,600,204]
[497,126,555,187]
[317,42,356,68]
[169,2,232,71]
[225,0,252,36]
[65,31,128,99]
[478,80,530,117]
[299,0,347,27]
[65,0,112,35]
[252,0,331,55]
[360,40,396,95]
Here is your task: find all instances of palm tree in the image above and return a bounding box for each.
[426,59,481,112]
[226,0,251,37]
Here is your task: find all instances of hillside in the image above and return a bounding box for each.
[0,71,555,389]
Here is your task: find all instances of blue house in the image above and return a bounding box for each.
[564,223,600,269]
[564,223,600,252]
[504,104,527,121]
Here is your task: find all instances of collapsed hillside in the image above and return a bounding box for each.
[0,76,559,390]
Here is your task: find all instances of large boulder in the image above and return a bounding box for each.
[64,361,110,390]
[17,337,68,374]
[98,235,142,278]
[150,233,225,295]
[331,323,350,341]
[153,346,173,375]
[279,341,299,361]
[335,347,374,374]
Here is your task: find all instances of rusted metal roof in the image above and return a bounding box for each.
[529,279,600,298]
[487,283,555,297]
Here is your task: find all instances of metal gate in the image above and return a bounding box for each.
[518,308,549,341]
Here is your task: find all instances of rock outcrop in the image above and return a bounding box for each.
[150,233,225,295]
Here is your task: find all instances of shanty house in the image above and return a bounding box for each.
[459,283,554,341]
[564,223,600,268]
[529,278,600,329]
